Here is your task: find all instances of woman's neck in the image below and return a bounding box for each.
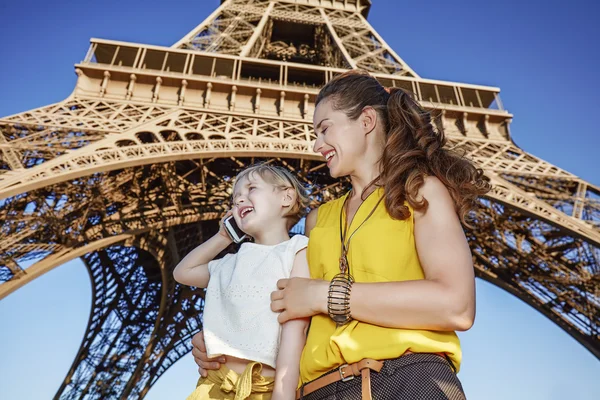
[349,132,385,199]
[349,161,381,200]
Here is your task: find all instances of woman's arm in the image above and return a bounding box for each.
[272,177,476,331]
[272,249,310,400]
[173,215,233,288]
[343,176,475,330]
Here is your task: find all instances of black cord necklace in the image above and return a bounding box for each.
[338,189,384,278]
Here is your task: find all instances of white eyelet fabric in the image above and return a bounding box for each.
[203,234,309,368]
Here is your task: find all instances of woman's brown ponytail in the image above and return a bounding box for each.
[382,87,490,226]
[316,70,491,226]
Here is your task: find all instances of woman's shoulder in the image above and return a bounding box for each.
[413,176,454,216]
[304,196,346,235]
[417,176,448,199]
[317,195,347,218]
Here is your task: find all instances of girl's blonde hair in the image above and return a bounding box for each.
[233,164,310,229]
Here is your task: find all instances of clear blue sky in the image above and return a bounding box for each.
[1,1,599,399]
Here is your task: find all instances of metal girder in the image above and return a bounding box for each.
[171,0,416,76]
[54,228,206,399]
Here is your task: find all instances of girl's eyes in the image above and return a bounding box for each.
[322,127,329,134]
[248,186,256,191]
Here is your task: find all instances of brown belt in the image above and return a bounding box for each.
[295,352,448,400]
[295,358,383,400]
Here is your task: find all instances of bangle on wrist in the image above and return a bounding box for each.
[327,273,354,326]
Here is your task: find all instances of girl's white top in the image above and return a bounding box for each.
[203,234,309,368]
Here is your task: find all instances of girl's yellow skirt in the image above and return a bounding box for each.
[186,362,274,400]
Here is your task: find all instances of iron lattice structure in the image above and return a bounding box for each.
[1,0,598,398]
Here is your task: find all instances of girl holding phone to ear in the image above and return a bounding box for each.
[174,164,311,400]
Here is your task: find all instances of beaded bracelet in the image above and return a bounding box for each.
[327,273,354,326]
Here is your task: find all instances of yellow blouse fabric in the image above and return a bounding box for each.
[299,188,461,384]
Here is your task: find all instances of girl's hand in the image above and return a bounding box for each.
[270,278,328,323]
[191,331,227,377]
[217,210,234,242]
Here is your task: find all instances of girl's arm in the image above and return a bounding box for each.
[272,248,310,400]
[173,215,233,288]
[273,177,476,332]
[188,209,319,377]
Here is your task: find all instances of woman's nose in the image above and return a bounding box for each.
[313,135,322,153]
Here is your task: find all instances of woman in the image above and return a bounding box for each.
[192,70,490,399]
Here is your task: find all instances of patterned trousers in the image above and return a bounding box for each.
[301,353,466,400]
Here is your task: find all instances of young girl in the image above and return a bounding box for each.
[174,164,311,400]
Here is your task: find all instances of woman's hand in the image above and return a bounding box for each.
[271,278,328,323]
[191,331,226,377]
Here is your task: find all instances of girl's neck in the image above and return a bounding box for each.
[252,224,291,246]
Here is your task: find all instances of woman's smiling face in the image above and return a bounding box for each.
[312,98,366,178]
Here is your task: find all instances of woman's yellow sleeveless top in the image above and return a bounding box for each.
[299,188,462,383]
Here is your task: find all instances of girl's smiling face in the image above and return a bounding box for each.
[231,173,286,236]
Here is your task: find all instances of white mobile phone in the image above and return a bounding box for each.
[224,215,247,243]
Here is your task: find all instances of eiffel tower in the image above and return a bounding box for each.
[0,0,598,398]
